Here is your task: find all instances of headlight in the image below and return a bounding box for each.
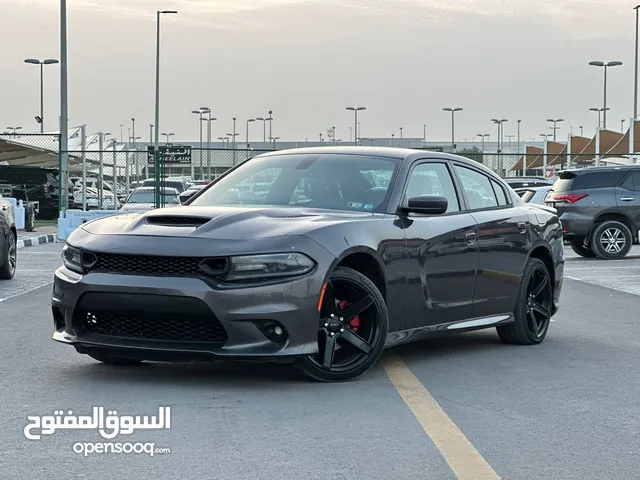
[225,253,315,282]
[61,244,83,273]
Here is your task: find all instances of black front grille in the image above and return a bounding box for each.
[81,311,228,342]
[74,292,228,344]
[92,253,205,276]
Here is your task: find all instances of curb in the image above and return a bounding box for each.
[17,233,58,249]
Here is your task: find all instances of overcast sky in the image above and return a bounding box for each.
[1,0,637,144]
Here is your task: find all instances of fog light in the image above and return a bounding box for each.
[274,326,283,336]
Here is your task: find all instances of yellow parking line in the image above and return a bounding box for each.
[380,351,501,480]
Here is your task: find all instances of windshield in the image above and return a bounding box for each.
[126,190,179,204]
[189,153,400,213]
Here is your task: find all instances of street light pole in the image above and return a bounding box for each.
[546,118,563,141]
[154,9,177,207]
[635,6,640,120]
[24,58,59,133]
[267,111,273,148]
[191,109,205,179]
[346,107,366,145]
[399,127,403,148]
[59,0,69,213]
[161,132,174,144]
[589,60,623,129]
[246,118,255,148]
[443,108,463,149]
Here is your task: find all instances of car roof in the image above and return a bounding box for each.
[562,165,640,174]
[133,186,179,193]
[254,146,499,176]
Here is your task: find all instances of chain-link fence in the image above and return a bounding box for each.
[0,133,63,219]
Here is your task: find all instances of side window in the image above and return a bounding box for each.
[405,163,460,213]
[621,171,640,191]
[453,165,498,210]
[490,179,508,206]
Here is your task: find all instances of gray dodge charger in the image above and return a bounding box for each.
[52,147,564,382]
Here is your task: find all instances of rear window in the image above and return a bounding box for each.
[555,170,627,191]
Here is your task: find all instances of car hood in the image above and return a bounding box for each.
[80,205,376,240]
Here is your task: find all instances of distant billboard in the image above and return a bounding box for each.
[147,145,192,165]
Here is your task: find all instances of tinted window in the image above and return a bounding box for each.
[190,153,400,213]
[405,163,459,213]
[454,165,498,210]
[620,171,640,191]
[572,170,628,189]
[490,179,508,206]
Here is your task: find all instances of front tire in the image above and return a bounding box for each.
[301,267,388,382]
[497,257,553,345]
[590,221,632,260]
[0,231,16,280]
[569,237,596,258]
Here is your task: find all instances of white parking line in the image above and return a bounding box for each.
[0,282,53,303]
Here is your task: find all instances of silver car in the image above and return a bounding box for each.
[119,186,181,212]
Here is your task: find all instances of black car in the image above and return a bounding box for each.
[505,177,553,190]
[52,147,564,382]
[0,193,17,280]
[545,166,640,260]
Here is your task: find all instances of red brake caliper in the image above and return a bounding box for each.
[338,300,359,333]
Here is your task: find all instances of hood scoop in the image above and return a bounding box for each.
[145,216,210,227]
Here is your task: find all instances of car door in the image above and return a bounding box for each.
[399,160,479,330]
[451,163,531,318]
[615,170,640,234]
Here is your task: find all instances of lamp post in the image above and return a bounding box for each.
[153,9,177,207]
[227,131,239,164]
[346,106,366,146]
[399,127,403,148]
[6,126,22,136]
[59,0,69,213]
[589,60,623,129]
[476,133,489,152]
[24,58,59,133]
[635,5,640,120]
[580,126,584,136]
[492,118,507,174]
[546,118,563,141]
[162,132,174,144]
[191,108,206,179]
[590,107,609,130]
[272,136,280,149]
[267,111,273,148]
[622,119,626,133]
[246,118,255,148]
[256,117,267,149]
[443,108,463,149]
[200,107,216,179]
[98,132,111,208]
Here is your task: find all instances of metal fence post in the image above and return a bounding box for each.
[125,150,130,199]
[567,133,572,169]
[630,118,636,164]
[98,132,104,209]
[81,125,87,211]
[112,141,117,197]
[595,126,601,167]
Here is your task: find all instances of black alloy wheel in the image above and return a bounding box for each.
[568,237,596,258]
[301,267,388,382]
[0,231,16,280]
[590,221,632,260]
[497,257,553,345]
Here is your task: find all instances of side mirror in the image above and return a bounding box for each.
[401,194,448,215]
[179,190,198,204]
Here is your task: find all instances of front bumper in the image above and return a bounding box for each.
[51,262,330,362]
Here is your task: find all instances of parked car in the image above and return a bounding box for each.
[505,177,553,190]
[516,186,553,205]
[0,193,16,280]
[545,165,640,260]
[141,178,188,193]
[52,147,564,382]
[179,184,206,203]
[119,186,181,212]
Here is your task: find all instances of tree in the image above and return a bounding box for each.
[457,146,483,163]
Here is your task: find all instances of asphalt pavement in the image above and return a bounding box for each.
[1,243,639,479]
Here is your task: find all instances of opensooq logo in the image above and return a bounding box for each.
[23,406,171,440]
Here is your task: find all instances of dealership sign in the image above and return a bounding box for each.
[147,145,192,165]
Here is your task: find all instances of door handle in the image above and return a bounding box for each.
[465,232,476,245]
[620,197,635,202]
[518,222,527,234]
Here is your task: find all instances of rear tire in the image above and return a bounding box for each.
[569,237,596,258]
[86,351,144,365]
[497,257,553,345]
[590,221,632,260]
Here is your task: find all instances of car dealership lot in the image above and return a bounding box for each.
[1,243,640,479]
